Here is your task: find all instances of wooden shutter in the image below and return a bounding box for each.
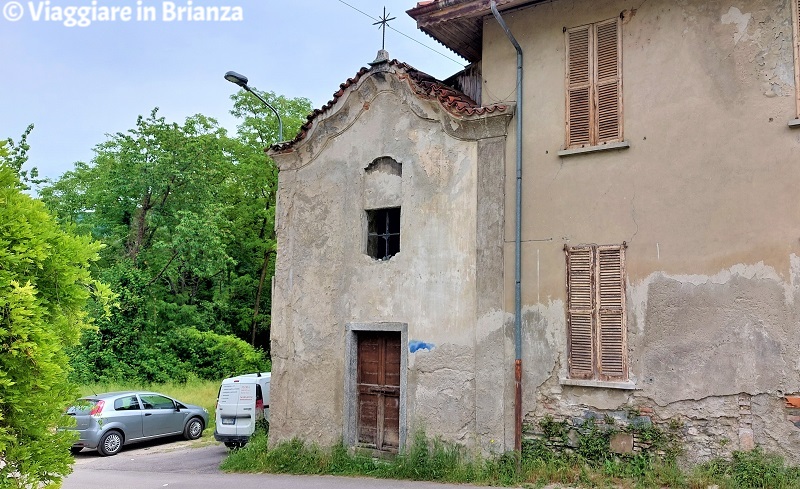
[566,244,628,381]
[594,19,622,143]
[596,245,627,380]
[566,20,623,148]
[566,26,592,148]
[566,246,595,379]
[793,0,800,117]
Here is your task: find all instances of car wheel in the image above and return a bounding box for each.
[69,446,83,455]
[183,417,204,440]
[224,442,246,449]
[97,430,123,456]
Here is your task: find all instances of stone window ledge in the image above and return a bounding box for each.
[789,118,800,128]
[558,141,630,157]
[560,378,638,390]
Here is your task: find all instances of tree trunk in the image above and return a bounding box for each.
[127,192,152,263]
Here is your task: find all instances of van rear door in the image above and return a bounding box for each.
[217,382,240,434]
[218,381,256,436]
[234,382,256,435]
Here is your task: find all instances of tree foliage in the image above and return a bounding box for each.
[4,124,41,190]
[0,140,112,487]
[40,91,312,383]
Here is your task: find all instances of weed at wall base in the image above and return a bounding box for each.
[221,428,800,489]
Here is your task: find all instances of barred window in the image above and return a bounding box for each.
[367,208,401,261]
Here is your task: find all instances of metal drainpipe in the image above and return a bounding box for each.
[490,0,524,455]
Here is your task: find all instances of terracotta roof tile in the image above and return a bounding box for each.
[271,60,508,152]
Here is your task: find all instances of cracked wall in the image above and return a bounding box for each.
[269,64,512,452]
[524,262,800,464]
[269,0,800,462]
[482,0,800,463]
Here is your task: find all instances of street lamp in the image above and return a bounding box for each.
[224,70,283,142]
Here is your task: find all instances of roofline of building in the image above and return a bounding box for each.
[407,0,549,62]
[269,58,509,153]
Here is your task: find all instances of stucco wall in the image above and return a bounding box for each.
[482,0,800,462]
[269,64,513,450]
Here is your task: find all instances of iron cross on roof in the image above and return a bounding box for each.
[373,7,396,50]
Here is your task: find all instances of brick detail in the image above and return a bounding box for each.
[738,394,755,451]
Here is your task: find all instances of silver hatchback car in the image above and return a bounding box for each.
[64,391,209,456]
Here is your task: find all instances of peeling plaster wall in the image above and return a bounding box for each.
[269,65,512,451]
[482,0,800,462]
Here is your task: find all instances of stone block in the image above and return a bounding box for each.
[739,428,755,451]
[567,429,580,448]
[610,432,635,454]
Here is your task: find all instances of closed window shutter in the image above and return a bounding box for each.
[566,244,628,382]
[566,19,623,148]
[594,20,622,143]
[567,246,594,378]
[596,246,626,380]
[793,0,800,117]
[567,27,592,148]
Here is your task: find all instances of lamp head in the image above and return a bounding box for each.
[224,71,249,88]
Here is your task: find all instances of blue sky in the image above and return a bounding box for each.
[0,0,465,183]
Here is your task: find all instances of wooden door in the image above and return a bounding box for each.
[357,331,400,452]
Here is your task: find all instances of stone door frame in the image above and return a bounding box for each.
[344,322,408,450]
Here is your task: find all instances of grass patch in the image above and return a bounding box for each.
[221,431,519,484]
[690,448,800,489]
[77,377,220,437]
[222,430,800,489]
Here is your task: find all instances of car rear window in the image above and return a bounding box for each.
[66,399,99,415]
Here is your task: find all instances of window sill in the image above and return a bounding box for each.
[560,378,638,390]
[789,118,800,128]
[558,141,631,157]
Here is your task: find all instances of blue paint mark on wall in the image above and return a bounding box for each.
[409,340,435,353]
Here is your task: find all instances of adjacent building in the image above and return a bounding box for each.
[268,0,800,464]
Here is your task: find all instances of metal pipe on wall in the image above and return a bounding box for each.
[490,0,524,455]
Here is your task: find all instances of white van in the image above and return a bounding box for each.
[213,372,270,448]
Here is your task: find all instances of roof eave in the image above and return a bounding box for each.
[407,0,549,62]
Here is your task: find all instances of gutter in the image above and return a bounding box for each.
[490,0,524,455]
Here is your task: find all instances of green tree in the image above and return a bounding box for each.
[4,124,42,190]
[45,109,245,382]
[40,91,311,383]
[0,140,112,487]
[225,89,312,350]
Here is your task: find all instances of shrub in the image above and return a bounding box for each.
[0,157,112,487]
[169,327,270,380]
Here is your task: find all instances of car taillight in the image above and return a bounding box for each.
[89,400,105,416]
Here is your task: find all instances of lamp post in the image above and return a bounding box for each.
[224,70,283,142]
[225,70,284,347]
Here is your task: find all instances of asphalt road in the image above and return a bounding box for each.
[62,438,527,489]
